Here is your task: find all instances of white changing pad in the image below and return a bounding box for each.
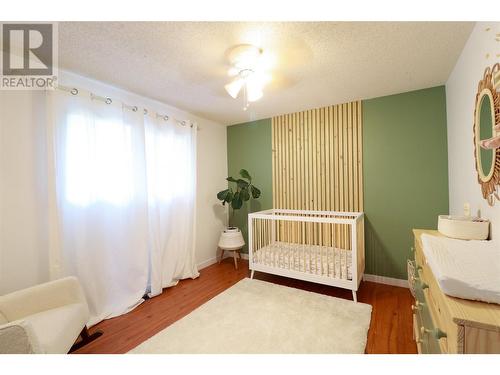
[421,234,500,304]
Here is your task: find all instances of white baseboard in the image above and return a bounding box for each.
[197,252,249,270]
[363,274,408,288]
[197,256,219,270]
[199,256,407,289]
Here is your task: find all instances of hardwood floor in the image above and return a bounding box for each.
[73,259,417,354]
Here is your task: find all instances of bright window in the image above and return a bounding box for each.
[65,113,134,206]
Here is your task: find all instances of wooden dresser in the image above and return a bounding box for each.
[411,229,500,353]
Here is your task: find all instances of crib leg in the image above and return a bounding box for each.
[352,291,357,303]
[250,270,255,279]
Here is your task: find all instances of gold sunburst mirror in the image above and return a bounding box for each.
[473,63,500,205]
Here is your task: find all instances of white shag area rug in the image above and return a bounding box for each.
[129,278,372,354]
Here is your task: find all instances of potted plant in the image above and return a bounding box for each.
[216,169,261,254]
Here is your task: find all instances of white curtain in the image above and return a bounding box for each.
[47,89,198,325]
[144,112,199,297]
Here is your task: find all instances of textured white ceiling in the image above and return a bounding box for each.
[58,22,474,125]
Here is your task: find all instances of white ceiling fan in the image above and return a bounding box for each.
[224,44,272,110]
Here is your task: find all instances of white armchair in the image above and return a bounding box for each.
[0,277,100,354]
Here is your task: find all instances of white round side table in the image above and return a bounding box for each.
[218,227,245,269]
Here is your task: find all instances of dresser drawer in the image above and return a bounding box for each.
[414,305,441,353]
[423,265,450,328]
[413,312,425,354]
[414,270,448,354]
[419,256,455,352]
[414,281,442,353]
[420,292,443,354]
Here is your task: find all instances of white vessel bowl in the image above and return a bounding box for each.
[438,215,489,240]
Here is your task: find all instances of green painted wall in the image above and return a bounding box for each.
[226,86,449,278]
[226,119,273,252]
[363,86,449,279]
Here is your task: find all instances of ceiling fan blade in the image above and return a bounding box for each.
[224,78,244,99]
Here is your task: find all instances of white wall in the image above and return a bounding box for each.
[195,120,229,268]
[446,22,500,241]
[0,70,227,294]
[0,91,50,294]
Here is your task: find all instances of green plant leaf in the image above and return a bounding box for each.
[239,169,252,181]
[217,189,230,201]
[232,199,243,209]
[231,192,243,209]
[225,190,234,204]
[219,170,261,206]
[250,185,261,199]
[232,191,240,201]
[236,179,249,189]
[240,187,250,201]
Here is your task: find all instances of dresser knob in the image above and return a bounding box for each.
[411,301,425,311]
[421,326,447,340]
[410,247,415,253]
[415,281,429,290]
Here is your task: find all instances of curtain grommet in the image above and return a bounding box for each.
[105,98,112,105]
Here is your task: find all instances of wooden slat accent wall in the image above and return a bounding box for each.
[272,101,363,212]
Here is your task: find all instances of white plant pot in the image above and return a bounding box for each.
[218,227,245,250]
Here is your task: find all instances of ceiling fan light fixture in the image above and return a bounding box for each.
[247,71,271,88]
[246,79,264,102]
[228,44,262,71]
[224,44,272,109]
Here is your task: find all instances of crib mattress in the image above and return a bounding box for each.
[421,234,500,305]
[253,242,352,280]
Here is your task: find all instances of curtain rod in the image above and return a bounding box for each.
[55,84,199,130]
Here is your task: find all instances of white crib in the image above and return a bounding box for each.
[248,209,365,302]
